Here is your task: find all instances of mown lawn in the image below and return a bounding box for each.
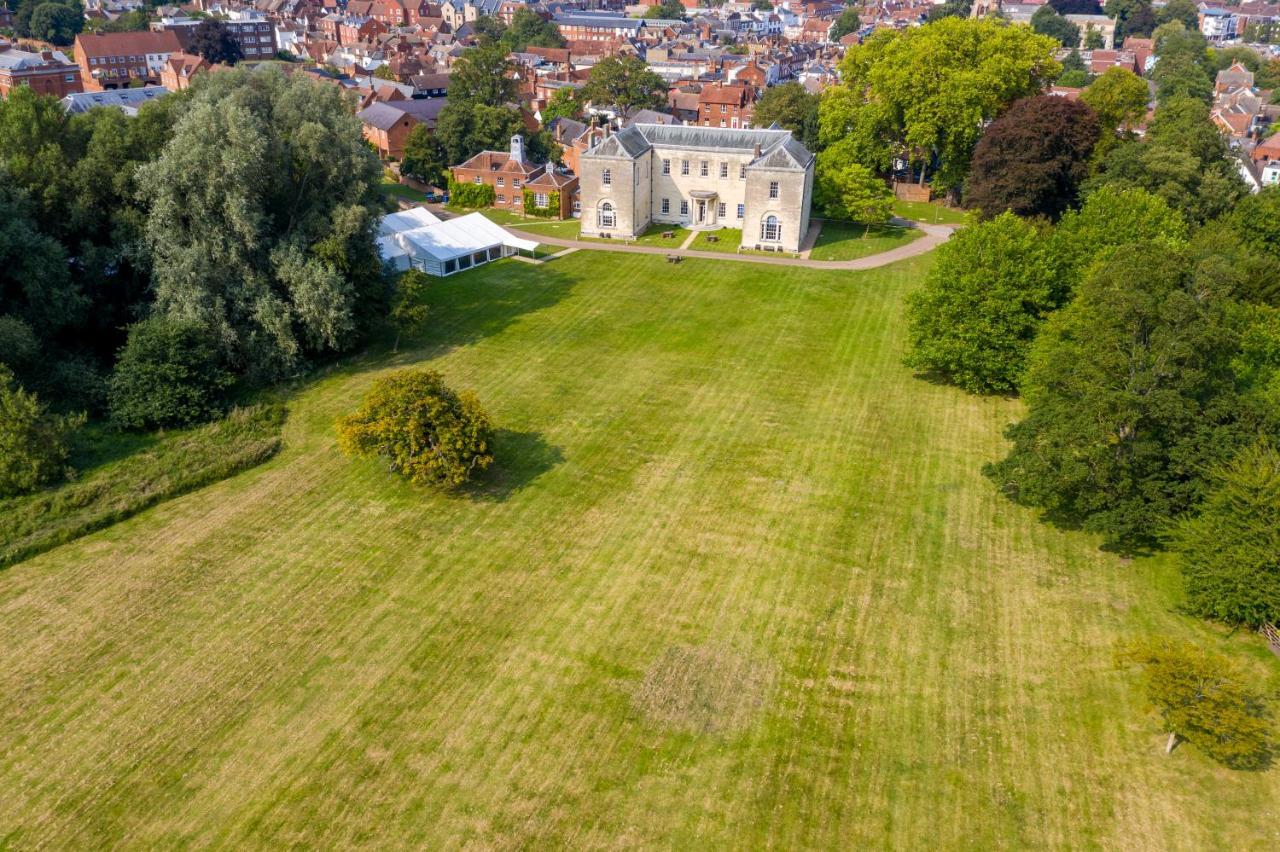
[1,252,1277,848]
[892,198,970,225]
[809,220,924,262]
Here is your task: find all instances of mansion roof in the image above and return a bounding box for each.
[583,123,814,171]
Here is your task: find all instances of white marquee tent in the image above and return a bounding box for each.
[378,209,539,277]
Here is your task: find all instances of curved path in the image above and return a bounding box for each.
[501,219,957,270]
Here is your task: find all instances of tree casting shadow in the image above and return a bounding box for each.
[464,428,564,503]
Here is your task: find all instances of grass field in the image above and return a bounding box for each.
[1,252,1277,848]
[892,199,970,225]
[809,220,924,262]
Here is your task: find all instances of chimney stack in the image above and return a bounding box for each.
[752,142,761,159]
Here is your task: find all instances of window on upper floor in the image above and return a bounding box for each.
[662,158,670,175]
[769,181,779,199]
[602,168,611,186]
[740,164,746,179]
[681,160,689,175]
[699,160,708,176]
[719,162,728,178]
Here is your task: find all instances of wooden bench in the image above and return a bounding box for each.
[706,234,719,243]
[662,230,674,239]
[666,254,682,264]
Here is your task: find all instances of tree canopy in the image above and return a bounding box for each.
[136,68,386,381]
[985,242,1257,550]
[0,365,83,498]
[1031,5,1080,47]
[108,317,234,430]
[445,44,519,105]
[1171,438,1280,628]
[581,55,669,113]
[1079,67,1149,155]
[750,81,819,151]
[26,0,83,45]
[1117,639,1272,769]
[1085,96,1246,225]
[829,7,861,41]
[818,17,1061,192]
[965,95,1099,220]
[189,19,244,65]
[905,213,1065,394]
[400,124,448,188]
[336,368,494,489]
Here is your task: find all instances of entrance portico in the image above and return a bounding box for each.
[689,189,719,229]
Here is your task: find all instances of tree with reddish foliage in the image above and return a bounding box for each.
[965,95,1100,220]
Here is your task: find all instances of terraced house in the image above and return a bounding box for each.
[578,124,814,252]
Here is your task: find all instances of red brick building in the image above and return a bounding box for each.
[0,41,81,97]
[74,30,182,91]
[697,83,754,129]
[452,135,577,217]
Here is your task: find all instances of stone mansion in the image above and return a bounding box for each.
[578,124,816,253]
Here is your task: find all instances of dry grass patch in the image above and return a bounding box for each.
[632,644,776,735]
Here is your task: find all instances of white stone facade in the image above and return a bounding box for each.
[579,124,815,253]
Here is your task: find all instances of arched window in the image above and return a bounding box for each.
[599,201,616,229]
[602,168,612,187]
[761,215,781,242]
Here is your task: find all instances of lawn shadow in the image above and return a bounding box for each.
[410,261,578,360]
[281,260,580,393]
[465,428,564,503]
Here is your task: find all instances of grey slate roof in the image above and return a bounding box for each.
[583,123,814,171]
[358,101,409,131]
[61,86,171,115]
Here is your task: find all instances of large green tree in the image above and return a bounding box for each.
[964,95,1099,219]
[750,81,820,150]
[905,213,1065,394]
[1171,439,1280,628]
[107,317,234,430]
[1031,5,1080,47]
[829,7,861,41]
[399,124,448,188]
[986,243,1257,550]
[435,101,527,167]
[26,1,83,45]
[501,7,566,50]
[1085,96,1246,224]
[581,55,668,112]
[446,44,519,105]
[540,86,583,124]
[1051,185,1187,289]
[1079,67,1149,157]
[1156,0,1199,30]
[0,180,81,338]
[136,69,386,381]
[817,17,1060,192]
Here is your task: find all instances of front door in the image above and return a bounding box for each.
[696,200,705,223]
